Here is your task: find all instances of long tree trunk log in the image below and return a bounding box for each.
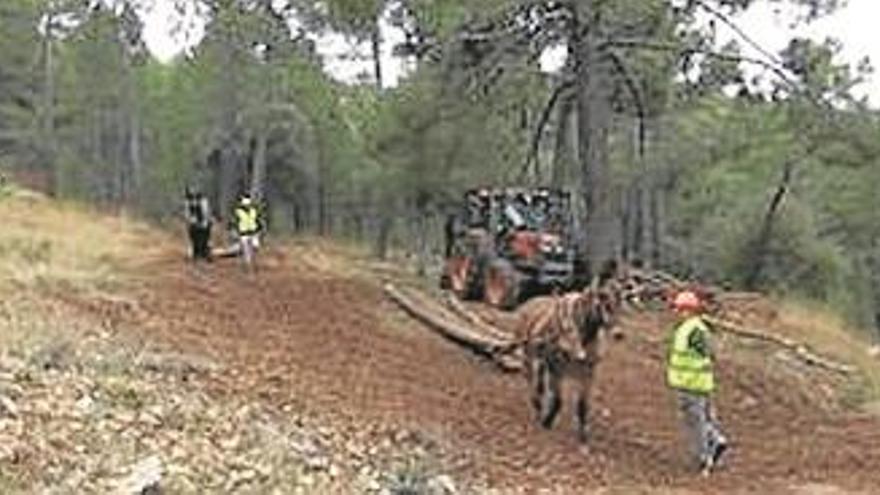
[384,284,521,372]
[442,292,514,342]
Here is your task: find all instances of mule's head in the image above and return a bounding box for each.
[590,259,638,337]
[556,289,617,361]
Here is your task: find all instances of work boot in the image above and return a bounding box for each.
[699,456,714,477]
[711,437,729,467]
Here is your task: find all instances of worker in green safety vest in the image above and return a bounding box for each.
[667,290,728,476]
[234,194,262,270]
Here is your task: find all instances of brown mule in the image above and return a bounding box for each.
[515,286,619,443]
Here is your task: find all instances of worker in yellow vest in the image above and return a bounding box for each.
[667,290,728,476]
[234,194,261,269]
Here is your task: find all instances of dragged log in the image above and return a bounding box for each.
[383,283,522,372]
[386,277,854,377]
[442,291,514,342]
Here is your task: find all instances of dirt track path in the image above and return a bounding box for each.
[115,247,880,494]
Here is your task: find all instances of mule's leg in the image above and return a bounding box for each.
[527,353,546,423]
[540,359,562,430]
[525,348,544,422]
[574,362,595,444]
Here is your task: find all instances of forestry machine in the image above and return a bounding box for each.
[441,187,587,310]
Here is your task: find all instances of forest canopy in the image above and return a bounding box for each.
[1,0,878,334]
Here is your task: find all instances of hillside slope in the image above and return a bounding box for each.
[2,189,879,494]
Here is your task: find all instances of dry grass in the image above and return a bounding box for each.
[0,186,167,296]
[281,235,372,278]
[279,235,440,290]
[0,184,167,358]
[771,299,880,405]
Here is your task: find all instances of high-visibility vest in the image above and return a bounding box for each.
[666,316,715,394]
[235,205,259,235]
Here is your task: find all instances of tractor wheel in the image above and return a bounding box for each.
[484,259,521,310]
[448,256,478,300]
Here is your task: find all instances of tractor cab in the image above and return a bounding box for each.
[443,187,584,310]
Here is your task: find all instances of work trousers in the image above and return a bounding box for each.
[239,234,258,268]
[676,389,726,467]
[188,224,212,261]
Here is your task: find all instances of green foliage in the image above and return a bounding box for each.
[0,0,877,333]
[658,95,880,329]
[53,8,132,201]
[138,61,205,215]
[404,0,482,38]
[322,0,385,32]
[364,63,550,208]
[0,0,42,165]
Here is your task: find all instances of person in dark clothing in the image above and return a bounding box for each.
[184,186,213,261]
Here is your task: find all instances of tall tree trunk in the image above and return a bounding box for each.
[42,8,57,196]
[121,49,142,208]
[630,184,644,261]
[645,121,665,268]
[375,196,394,260]
[218,143,240,221]
[116,110,127,204]
[371,18,392,257]
[631,119,649,263]
[371,24,383,90]
[249,131,268,202]
[648,185,662,267]
[619,118,636,261]
[92,109,103,200]
[552,94,575,187]
[318,182,328,236]
[744,159,795,290]
[355,188,369,241]
[129,109,142,205]
[375,216,393,259]
[573,1,617,278]
[620,194,630,261]
[414,196,431,276]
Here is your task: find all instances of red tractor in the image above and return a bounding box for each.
[442,187,587,310]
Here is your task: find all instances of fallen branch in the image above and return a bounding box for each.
[706,316,854,375]
[620,266,853,374]
[384,284,521,372]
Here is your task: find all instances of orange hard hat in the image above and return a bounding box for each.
[672,290,701,312]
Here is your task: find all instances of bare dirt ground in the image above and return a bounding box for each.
[65,242,880,494]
